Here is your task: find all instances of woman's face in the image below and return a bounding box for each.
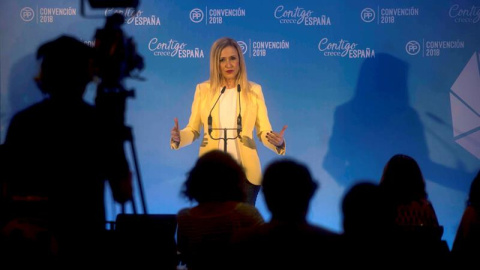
[219,46,240,82]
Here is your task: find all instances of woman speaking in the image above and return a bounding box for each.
[171,37,287,205]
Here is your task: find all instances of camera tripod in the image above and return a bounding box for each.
[95,83,147,215]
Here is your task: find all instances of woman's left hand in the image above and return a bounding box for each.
[266,125,287,148]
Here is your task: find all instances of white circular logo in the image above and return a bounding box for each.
[190,8,204,23]
[405,41,421,55]
[361,8,375,23]
[237,41,248,55]
[20,7,35,22]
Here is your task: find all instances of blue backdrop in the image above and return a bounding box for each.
[1,0,479,249]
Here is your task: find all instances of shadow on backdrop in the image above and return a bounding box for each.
[323,53,473,191]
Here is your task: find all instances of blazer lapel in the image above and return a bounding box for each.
[238,90,247,133]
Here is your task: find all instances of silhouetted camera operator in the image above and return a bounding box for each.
[1,34,133,266]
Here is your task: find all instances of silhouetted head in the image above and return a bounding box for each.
[468,170,480,209]
[35,35,94,101]
[342,181,389,236]
[380,154,427,203]
[182,150,246,203]
[262,159,318,221]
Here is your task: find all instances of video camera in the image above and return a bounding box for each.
[94,12,144,128]
[81,0,144,126]
[94,13,144,87]
[82,0,147,213]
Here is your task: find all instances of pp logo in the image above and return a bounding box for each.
[405,41,421,55]
[450,51,480,159]
[361,8,375,23]
[20,7,35,22]
[237,41,248,55]
[190,8,204,23]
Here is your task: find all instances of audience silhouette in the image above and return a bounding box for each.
[176,149,264,270]
[230,158,341,270]
[380,154,441,230]
[0,35,132,267]
[341,181,391,268]
[379,154,451,268]
[451,170,480,267]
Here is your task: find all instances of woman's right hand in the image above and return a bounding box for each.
[171,117,180,144]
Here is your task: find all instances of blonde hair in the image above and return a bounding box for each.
[209,37,250,99]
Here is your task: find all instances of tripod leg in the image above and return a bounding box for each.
[125,126,148,214]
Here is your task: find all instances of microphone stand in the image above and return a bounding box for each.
[209,127,241,153]
[208,84,242,153]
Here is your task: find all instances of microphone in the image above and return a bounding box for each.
[208,86,226,136]
[237,84,242,134]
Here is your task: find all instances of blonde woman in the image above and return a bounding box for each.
[171,37,287,205]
